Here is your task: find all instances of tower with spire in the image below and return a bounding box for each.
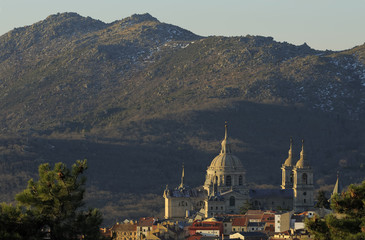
[203,123,249,215]
[163,164,206,219]
[281,138,294,189]
[331,172,342,199]
[292,140,314,212]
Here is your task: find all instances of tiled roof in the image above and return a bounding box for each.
[261,213,275,222]
[111,223,136,232]
[246,210,264,215]
[232,217,247,226]
[138,217,156,227]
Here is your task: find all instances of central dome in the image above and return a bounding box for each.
[209,153,244,170]
[204,124,246,195]
[208,124,244,170]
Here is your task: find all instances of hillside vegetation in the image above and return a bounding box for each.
[1,12,365,224]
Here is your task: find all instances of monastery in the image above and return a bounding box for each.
[163,125,314,219]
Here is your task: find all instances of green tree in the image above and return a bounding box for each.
[315,190,330,209]
[306,181,365,240]
[15,159,103,240]
[0,203,44,240]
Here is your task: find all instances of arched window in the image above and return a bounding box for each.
[290,173,294,183]
[226,175,232,186]
[239,175,243,186]
[229,196,235,206]
[302,173,308,184]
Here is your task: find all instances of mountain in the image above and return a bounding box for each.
[0,12,365,225]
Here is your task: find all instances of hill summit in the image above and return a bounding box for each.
[0,13,365,224]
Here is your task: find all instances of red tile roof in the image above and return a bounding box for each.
[232,217,247,227]
[138,217,155,227]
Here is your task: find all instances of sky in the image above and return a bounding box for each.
[0,0,364,51]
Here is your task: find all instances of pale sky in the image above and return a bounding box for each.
[0,0,364,51]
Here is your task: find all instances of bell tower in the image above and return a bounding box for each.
[292,140,314,212]
[281,138,294,189]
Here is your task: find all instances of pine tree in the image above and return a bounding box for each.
[0,203,44,240]
[15,159,103,240]
[306,181,365,240]
[314,190,330,209]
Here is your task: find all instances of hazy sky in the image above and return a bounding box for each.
[0,0,364,51]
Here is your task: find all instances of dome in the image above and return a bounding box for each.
[207,124,244,170]
[204,124,247,196]
[209,153,244,169]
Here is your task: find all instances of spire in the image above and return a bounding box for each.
[220,122,231,154]
[284,137,293,166]
[179,163,185,189]
[296,139,309,168]
[332,172,341,196]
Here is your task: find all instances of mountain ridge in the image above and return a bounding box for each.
[0,12,365,224]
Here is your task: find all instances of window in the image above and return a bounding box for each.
[304,199,306,203]
[211,207,213,210]
[216,207,218,210]
[226,175,232,186]
[303,192,307,196]
[302,173,308,184]
[239,175,243,185]
[230,196,235,206]
[290,173,293,183]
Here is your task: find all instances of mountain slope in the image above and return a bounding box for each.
[0,13,365,224]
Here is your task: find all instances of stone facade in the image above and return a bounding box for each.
[163,126,315,219]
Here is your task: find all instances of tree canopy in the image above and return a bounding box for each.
[1,160,103,240]
[306,181,365,240]
[314,190,330,209]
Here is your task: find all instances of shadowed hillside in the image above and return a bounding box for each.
[0,13,365,225]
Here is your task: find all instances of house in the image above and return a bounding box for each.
[246,222,265,232]
[137,217,156,240]
[146,220,185,240]
[274,211,294,233]
[110,221,137,240]
[231,217,247,233]
[188,218,224,237]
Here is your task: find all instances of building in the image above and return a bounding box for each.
[137,217,156,240]
[188,218,224,237]
[281,139,314,212]
[164,125,315,220]
[163,166,206,219]
[274,211,294,233]
[231,217,248,233]
[110,221,137,240]
[203,124,250,215]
